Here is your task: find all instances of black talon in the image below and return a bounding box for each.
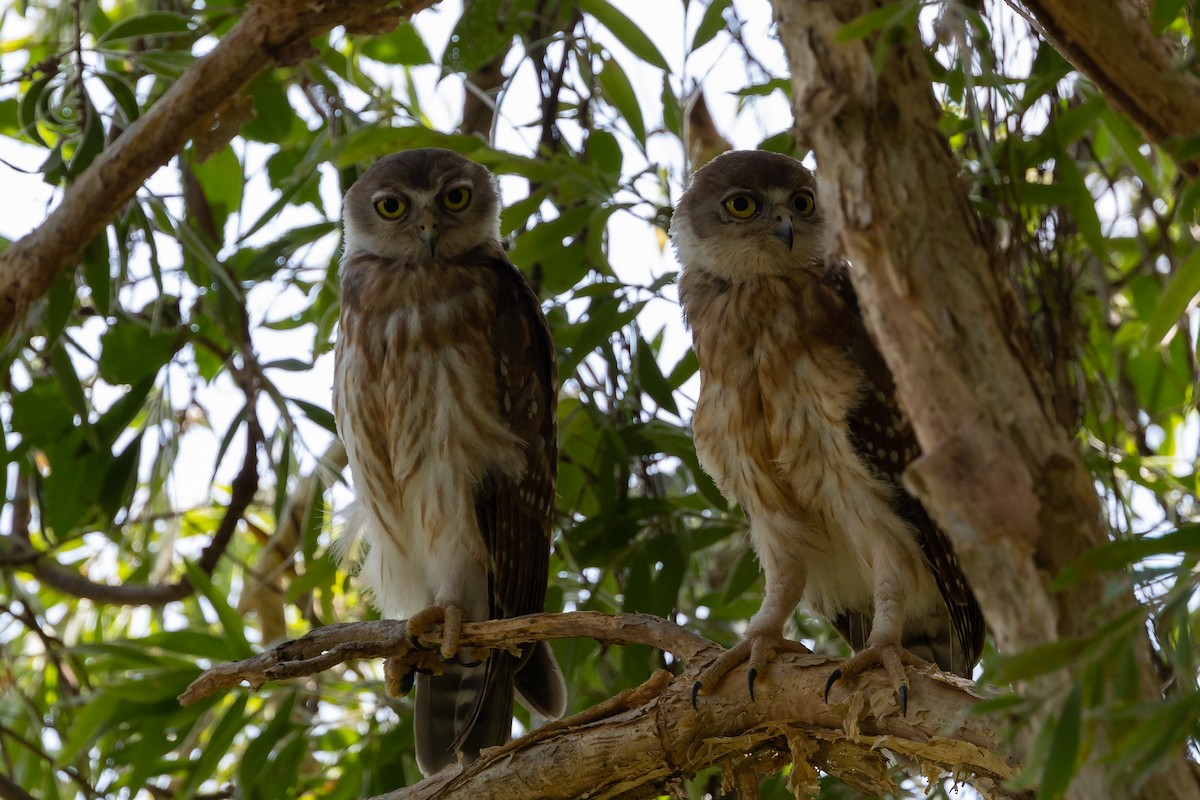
[409,634,429,651]
[898,684,908,717]
[413,666,434,676]
[450,655,483,668]
[399,670,416,696]
[747,667,758,702]
[691,681,702,711]
[823,669,842,704]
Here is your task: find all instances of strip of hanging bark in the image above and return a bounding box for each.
[1018,0,1200,178]
[178,611,1019,799]
[0,0,440,337]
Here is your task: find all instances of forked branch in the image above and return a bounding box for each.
[180,611,1020,799]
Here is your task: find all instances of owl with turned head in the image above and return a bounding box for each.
[334,148,566,774]
[671,150,983,711]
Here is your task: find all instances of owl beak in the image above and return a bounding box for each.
[419,208,439,255]
[772,215,794,250]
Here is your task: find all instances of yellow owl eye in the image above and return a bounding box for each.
[374,196,406,219]
[723,193,757,219]
[793,191,816,217]
[442,186,472,211]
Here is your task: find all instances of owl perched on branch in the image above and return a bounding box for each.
[334,148,566,774]
[671,150,984,712]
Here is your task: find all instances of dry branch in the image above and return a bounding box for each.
[0,0,440,337]
[1017,0,1200,178]
[180,612,1019,799]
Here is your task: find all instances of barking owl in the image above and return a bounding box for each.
[670,150,983,711]
[334,148,566,774]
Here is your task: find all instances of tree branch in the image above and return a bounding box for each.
[179,612,1018,799]
[0,0,440,337]
[1016,0,1200,178]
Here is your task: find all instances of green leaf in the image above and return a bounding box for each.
[441,0,531,73]
[722,546,760,603]
[292,398,337,434]
[836,0,916,42]
[98,315,181,385]
[182,560,254,659]
[597,59,646,148]
[691,0,732,51]
[178,695,250,800]
[1055,524,1200,587]
[361,22,432,65]
[579,0,671,70]
[1144,247,1200,346]
[95,12,192,45]
[1038,685,1082,800]
[635,335,679,415]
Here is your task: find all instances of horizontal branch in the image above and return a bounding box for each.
[178,611,715,706]
[180,611,1019,798]
[0,0,439,336]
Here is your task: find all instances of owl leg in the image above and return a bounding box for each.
[406,603,466,658]
[693,516,811,707]
[823,557,933,716]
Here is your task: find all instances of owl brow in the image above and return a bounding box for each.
[718,187,758,204]
[370,189,407,205]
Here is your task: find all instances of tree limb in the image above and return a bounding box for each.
[773,1,1200,797]
[1016,0,1200,178]
[179,611,1019,799]
[0,0,440,337]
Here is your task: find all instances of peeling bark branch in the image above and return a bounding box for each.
[1017,0,1200,179]
[0,0,440,337]
[773,1,1200,797]
[180,612,1018,799]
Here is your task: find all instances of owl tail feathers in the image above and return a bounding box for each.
[414,656,516,776]
[515,640,567,719]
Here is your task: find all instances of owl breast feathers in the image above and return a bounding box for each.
[334,148,565,775]
[671,150,983,706]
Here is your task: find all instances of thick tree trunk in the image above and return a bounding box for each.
[772,1,1200,797]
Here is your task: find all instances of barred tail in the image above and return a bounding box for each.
[414,654,516,775]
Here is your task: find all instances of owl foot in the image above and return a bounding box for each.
[405,603,465,659]
[692,632,811,709]
[823,641,930,716]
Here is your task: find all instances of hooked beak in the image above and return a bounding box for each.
[772,216,794,250]
[419,208,439,256]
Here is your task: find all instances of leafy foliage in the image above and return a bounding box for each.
[0,0,1197,798]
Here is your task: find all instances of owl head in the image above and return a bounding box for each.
[341,148,502,263]
[669,150,824,279]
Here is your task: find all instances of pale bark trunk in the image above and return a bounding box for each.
[772,1,1200,797]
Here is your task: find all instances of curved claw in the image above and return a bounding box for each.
[691,681,703,711]
[449,655,483,668]
[899,684,908,717]
[413,666,434,676]
[747,667,758,702]
[823,668,842,704]
[409,634,429,652]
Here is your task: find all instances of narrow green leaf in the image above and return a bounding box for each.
[182,559,254,659]
[1144,247,1200,346]
[95,12,192,45]
[1038,685,1082,800]
[178,694,250,800]
[597,59,646,148]
[292,398,337,434]
[578,0,671,70]
[635,335,679,415]
[836,1,913,42]
[691,0,732,51]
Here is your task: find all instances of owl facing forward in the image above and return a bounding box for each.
[671,150,983,710]
[334,148,566,774]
